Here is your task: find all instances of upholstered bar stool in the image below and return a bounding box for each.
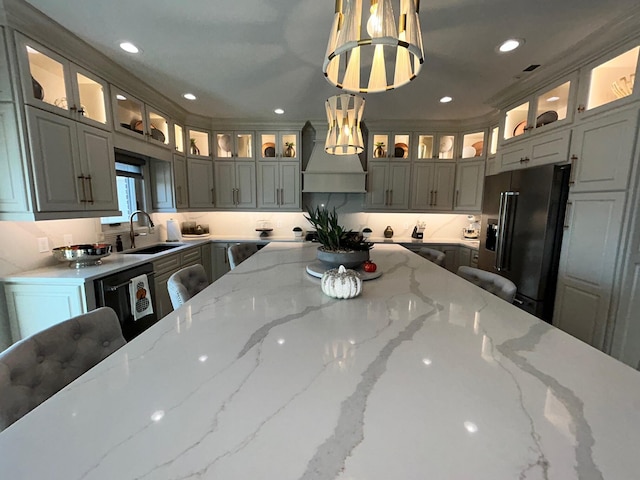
[456,266,517,303]
[167,264,209,309]
[418,247,446,267]
[0,307,126,431]
[228,243,259,269]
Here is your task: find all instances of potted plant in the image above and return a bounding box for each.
[304,206,372,268]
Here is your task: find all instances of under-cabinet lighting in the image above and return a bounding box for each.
[440,96,453,103]
[183,93,196,100]
[274,108,285,115]
[119,42,140,54]
[546,96,560,102]
[116,94,127,101]
[497,38,524,53]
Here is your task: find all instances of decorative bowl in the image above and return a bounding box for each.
[53,243,112,268]
[317,247,369,269]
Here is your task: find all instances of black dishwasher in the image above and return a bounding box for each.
[95,263,159,341]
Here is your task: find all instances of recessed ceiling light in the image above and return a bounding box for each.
[546,96,560,102]
[183,93,197,100]
[119,42,140,54]
[116,94,127,101]
[439,96,453,103]
[497,38,524,53]
[274,108,285,115]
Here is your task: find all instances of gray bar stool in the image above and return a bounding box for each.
[228,243,259,269]
[418,247,446,267]
[456,266,517,303]
[167,264,209,309]
[0,307,126,431]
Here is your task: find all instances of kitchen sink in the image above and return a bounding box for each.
[124,244,185,255]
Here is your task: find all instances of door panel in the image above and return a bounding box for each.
[235,162,256,208]
[77,123,118,211]
[432,163,456,211]
[258,162,279,208]
[368,163,389,208]
[214,162,236,207]
[410,163,434,210]
[280,163,300,209]
[187,159,214,208]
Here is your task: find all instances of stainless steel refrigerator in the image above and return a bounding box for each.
[478,164,571,322]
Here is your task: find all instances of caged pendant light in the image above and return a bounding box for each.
[323,0,424,93]
[325,94,365,155]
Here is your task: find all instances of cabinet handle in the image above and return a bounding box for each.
[568,154,578,185]
[389,189,393,205]
[69,105,77,112]
[455,190,459,207]
[77,175,87,203]
[177,186,182,204]
[86,175,94,204]
[429,190,434,206]
[577,105,585,113]
[434,190,438,206]
[519,157,525,163]
[279,188,283,205]
[224,247,228,264]
[563,201,573,230]
[211,188,215,204]
[77,107,85,116]
[524,126,534,132]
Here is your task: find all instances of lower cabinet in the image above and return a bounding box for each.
[553,191,626,348]
[4,282,87,340]
[211,242,232,281]
[403,243,478,273]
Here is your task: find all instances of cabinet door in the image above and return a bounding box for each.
[431,163,456,211]
[214,161,237,207]
[235,162,256,208]
[5,283,85,340]
[257,162,279,208]
[211,243,231,281]
[0,28,12,102]
[528,129,571,166]
[173,155,188,209]
[553,191,626,348]
[280,163,300,209]
[279,132,299,161]
[499,141,528,171]
[150,159,175,211]
[154,270,174,320]
[388,163,410,209]
[454,160,485,212]
[441,246,459,272]
[187,158,214,208]
[26,107,83,211]
[76,123,118,211]
[0,103,30,213]
[368,163,390,208]
[411,163,434,210]
[69,64,110,129]
[569,108,637,192]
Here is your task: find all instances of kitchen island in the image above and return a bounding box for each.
[1,243,639,479]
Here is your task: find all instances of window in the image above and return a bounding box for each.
[101,162,143,224]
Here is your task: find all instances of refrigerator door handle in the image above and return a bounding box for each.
[496,191,518,271]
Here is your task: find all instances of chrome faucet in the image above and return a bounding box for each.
[129,210,155,249]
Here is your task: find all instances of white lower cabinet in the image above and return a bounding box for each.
[553,191,626,348]
[4,283,87,340]
[26,106,118,214]
[454,160,485,212]
[257,162,300,210]
[499,129,571,172]
[568,107,638,192]
[187,158,215,208]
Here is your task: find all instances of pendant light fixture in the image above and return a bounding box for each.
[325,94,365,155]
[323,0,424,93]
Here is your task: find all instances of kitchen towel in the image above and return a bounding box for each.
[129,274,154,321]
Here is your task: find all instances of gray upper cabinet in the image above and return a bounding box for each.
[410,162,455,211]
[173,154,188,209]
[368,162,410,210]
[214,161,256,209]
[150,158,175,211]
[187,158,215,209]
[0,103,30,214]
[257,161,300,210]
[0,28,12,102]
[454,160,485,212]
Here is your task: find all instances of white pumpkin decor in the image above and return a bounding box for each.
[321,265,362,299]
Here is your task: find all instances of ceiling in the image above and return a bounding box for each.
[22,0,640,123]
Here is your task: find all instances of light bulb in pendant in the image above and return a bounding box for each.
[367,1,382,37]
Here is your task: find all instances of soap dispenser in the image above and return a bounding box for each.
[115,235,123,252]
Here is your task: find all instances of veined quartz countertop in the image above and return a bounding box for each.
[1,237,478,282]
[1,243,639,479]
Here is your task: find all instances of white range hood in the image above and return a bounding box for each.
[302,126,367,193]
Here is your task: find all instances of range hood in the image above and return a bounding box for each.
[302,126,367,193]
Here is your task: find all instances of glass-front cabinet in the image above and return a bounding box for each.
[503,76,575,142]
[187,128,211,158]
[415,133,456,160]
[146,108,169,147]
[16,33,110,129]
[112,87,170,148]
[174,123,185,153]
[579,45,639,115]
[258,131,299,161]
[489,126,499,156]
[214,131,254,160]
[370,132,411,160]
[460,131,486,159]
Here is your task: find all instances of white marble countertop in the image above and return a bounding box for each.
[1,243,639,479]
[0,237,478,282]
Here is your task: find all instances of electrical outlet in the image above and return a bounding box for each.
[63,234,73,245]
[403,223,409,230]
[37,237,49,253]
[276,221,282,228]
